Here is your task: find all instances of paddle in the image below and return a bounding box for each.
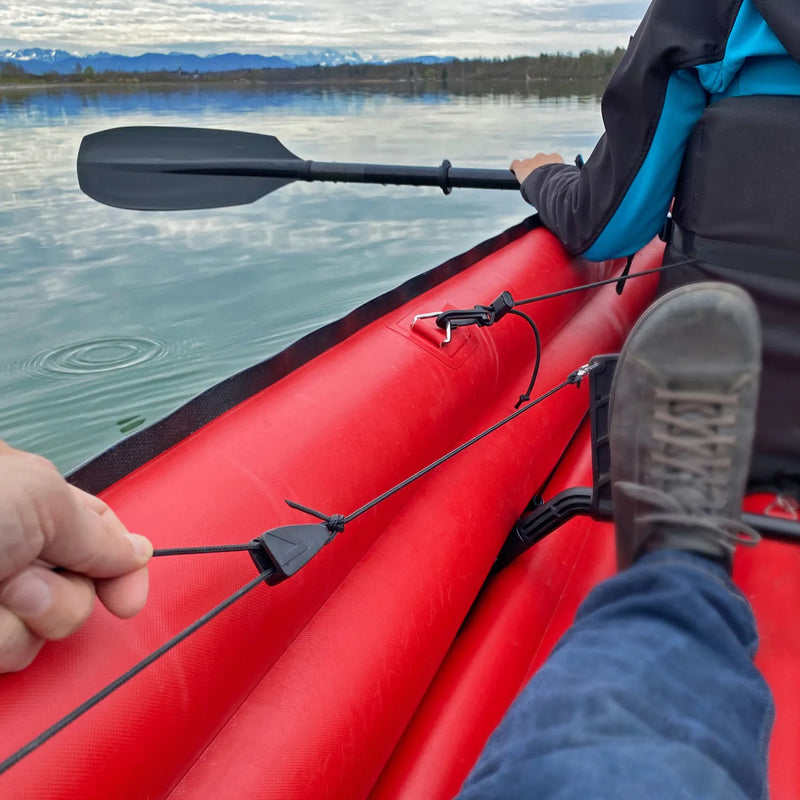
[77,126,522,211]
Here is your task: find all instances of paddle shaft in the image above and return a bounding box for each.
[118,157,519,192]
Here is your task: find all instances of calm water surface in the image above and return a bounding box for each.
[0,85,604,471]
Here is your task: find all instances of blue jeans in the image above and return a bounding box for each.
[458,551,774,800]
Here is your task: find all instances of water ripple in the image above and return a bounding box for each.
[25,336,167,376]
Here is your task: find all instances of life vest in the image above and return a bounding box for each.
[659,95,800,487]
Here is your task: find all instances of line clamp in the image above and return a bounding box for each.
[412,291,515,346]
[250,523,332,585]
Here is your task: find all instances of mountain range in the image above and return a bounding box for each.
[0,48,453,75]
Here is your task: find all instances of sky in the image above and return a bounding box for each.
[0,0,650,60]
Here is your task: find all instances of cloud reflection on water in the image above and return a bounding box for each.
[0,85,603,471]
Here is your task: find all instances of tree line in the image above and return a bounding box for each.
[1,49,624,88]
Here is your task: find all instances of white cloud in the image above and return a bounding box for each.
[1,0,649,59]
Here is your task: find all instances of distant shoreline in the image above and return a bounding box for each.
[0,76,611,98]
[1,51,621,95]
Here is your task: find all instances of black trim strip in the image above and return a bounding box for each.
[67,216,541,494]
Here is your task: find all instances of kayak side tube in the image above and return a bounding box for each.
[0,227,663,800]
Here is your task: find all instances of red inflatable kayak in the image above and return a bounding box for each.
[1,137,799,799]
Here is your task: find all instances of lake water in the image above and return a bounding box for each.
[0,84,604,472]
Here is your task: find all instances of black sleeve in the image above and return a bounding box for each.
[519,0,740,260]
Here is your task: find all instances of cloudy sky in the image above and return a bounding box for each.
[1,0,650,60]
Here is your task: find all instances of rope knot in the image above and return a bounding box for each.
[325,514,346,540]
[285,499,347,541]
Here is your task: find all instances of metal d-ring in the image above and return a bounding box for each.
[411,312,452,345]
[764,495,800,520]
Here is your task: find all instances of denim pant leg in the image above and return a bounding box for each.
[458,550,774,800]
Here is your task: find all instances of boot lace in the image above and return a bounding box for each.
[616,387,760,552]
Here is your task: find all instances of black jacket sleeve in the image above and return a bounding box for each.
[519,0,741,260]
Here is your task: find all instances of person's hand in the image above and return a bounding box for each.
[510,153,565,184]
[0,441,152,672]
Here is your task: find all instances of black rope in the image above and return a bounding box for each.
[51,542,262,574]
[278,253,684,534]
[282,502,346,540]
[131,258,699,562]
[287,368,589,528]
[0,569,272,777]
[281,501,331,524]
[508,308,542,409]
[33,371,583,768]
[513,257,696,308]
[39,363,589,779]
[13,251,698,774]
[152,543,261,557]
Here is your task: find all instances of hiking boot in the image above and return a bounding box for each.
[610,282,762,570]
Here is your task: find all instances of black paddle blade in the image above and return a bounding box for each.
[78,126,300,210]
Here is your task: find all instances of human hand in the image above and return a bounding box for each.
[0,441,152,672]
[510,153,565,184]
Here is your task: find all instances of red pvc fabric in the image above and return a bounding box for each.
[0,230,658,800]
[370,423,581,797]
[739,495,800,800]
[369,424,615,800]
[166,247,660,800]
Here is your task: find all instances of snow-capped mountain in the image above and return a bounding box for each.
[0,48,393,75]
[1,47,75,63]
[280,50,383,67]
[1,48,293,74]
[1,47,453,75]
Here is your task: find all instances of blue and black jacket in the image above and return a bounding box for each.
[521,0,800,261]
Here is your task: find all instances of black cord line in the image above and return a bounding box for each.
[285,370,586,529]
[514,257,696,308]
[0,569,271,777]
[282,501,331,524]
[282,502,346,537]
[101,260,697,564]
[343,376,575,522]
[23,375,580,772]
[280,257,677,533]
[508,308,542,409]
[50,542,261,574]
[11,252,696,774]
[507,256,685,405]
[150,257,664,557]
[153,543,261,556]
